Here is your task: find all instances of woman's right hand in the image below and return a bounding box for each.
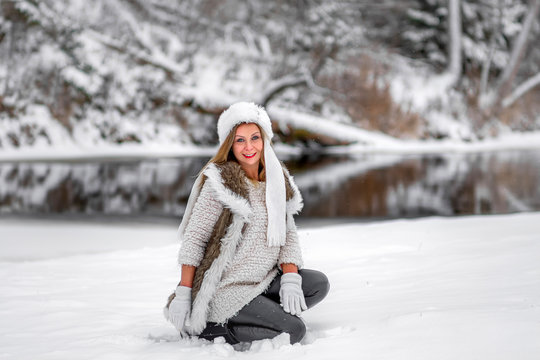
[168,285,192,337]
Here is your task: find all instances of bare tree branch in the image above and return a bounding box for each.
[502,72,540,108]
[259,42,338,106]
[495,0,540,101]
[258,73,307,107]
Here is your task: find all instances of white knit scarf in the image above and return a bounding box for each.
[178,102,287,247]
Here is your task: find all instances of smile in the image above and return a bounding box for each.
[243,153,256,158]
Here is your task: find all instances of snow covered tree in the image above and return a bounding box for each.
[389,0,539,130]
[393,0,533,77]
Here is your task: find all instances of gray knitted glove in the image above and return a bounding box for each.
[168,286,192,336]
[279,273,308,316]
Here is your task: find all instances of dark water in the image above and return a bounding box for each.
[1,151,539,222]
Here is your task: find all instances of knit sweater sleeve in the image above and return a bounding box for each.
[178,180,223,267]
[278,213,304,269]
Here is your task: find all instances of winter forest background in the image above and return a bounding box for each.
[1,0,540,151]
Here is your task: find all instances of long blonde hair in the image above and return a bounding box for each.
[199,123,267,181]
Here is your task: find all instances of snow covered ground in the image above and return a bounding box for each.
[1,213,539,360]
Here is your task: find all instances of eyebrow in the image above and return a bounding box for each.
[235,132,261,138]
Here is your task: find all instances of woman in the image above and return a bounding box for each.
[164,102,329,345]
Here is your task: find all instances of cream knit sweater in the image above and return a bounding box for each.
[179,177,303,324]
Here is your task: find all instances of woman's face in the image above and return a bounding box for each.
[232,123,263,169]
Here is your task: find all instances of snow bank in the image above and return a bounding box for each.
[0,144,218,162]
[2,100,539,161]
[325,130,540,154]
[0,213,539,359]
[2,127,540,163]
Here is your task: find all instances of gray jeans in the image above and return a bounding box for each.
[198,269,330,344]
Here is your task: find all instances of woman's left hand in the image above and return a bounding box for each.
[279,272,308,316]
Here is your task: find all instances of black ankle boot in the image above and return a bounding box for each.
[198,322,239,345]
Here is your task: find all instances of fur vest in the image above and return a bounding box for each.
[164,161,303,334]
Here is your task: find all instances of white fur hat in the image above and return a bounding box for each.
[217,102,274,144]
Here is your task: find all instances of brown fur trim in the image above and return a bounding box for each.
[217,162,250,199]
[165,292,175,309]
[166,209,235,310]
[216,161,294,200]
[188,162,250,307]
[284,170,294,201]
[191,208,233,301]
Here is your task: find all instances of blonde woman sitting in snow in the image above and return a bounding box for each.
[164,102,330,344]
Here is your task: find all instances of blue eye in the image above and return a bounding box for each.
[252,135,260,141]
[236,138,245,143]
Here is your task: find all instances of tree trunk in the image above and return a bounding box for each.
[447,0,462,88]
[480,0,503,97]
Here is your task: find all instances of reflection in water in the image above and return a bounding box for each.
[293,151,540,218]
[0,158,208,218]
[1,151,539,219]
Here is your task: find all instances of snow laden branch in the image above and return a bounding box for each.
[106,1,192,75]
[85,30,186,78]
[502,73,540,108]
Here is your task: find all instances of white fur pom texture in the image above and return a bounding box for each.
[217,102,273,144]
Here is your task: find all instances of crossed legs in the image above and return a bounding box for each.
[198,269,330,344]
